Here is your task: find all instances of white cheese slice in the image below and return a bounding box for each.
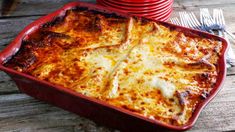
[150,77,176,98]
[106,73,119,98]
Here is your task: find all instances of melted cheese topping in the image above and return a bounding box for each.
[150,77,176,98]
[5,8,223,126]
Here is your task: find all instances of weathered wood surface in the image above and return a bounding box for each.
[0,0,235,132]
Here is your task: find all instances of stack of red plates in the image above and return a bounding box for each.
[96,0,173,21]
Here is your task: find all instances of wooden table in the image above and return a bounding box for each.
[0,0,235,131]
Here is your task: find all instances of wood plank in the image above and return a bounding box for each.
[0,0,95,17]
[228,67,235,76]
[0,72,19,94]
[0,76,234,132]
[0,16,40,51]
[0,94,115,132]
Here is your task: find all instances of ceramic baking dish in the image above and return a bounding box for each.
[0,2,227,131]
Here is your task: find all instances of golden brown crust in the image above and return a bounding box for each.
[4,7,222,126]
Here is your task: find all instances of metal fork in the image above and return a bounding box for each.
[200,8,215,34]
[170,17,181,25]
[179,12,190,28]
[180,12,207,31]
[213,9,235,41]
[213,9,235,66]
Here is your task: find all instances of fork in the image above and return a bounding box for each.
[213,9,235,66]
[213,9,235,41]
[179,12,190,28]
[180,12,207,32]
[170,17,181,25]
[179,12,187,27]
[200,8,215,34]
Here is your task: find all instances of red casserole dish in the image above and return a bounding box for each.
[0,2,227,131]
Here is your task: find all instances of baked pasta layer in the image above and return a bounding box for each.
[4,7,223,126]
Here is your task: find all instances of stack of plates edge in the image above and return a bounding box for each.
[96,0,173,21]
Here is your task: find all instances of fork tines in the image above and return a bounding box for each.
[170,17,181,25]
[187,12,203,30]
[200,8,216,33]
[179,12,189,28]
[178,11,206,31]
[213,9,225,29]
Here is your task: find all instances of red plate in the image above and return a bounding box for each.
[97,0,172,21]
[142,7,172,20]
[159,11,172,21]
[97,1,172,19]
[97,0,173,14]
[132,5,172,18]
[98,0,173,18]
[116,0,166,3]
[129,1,173,16]
[100,0,170,11]
[107,0,173,10]
[98,0,172,13]
[108,0,169,7]
[151,8,172,21]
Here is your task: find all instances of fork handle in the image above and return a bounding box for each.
[225,29,235,41]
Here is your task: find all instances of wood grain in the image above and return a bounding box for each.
[0,0,235,132]
[0,16,39,50]
[0,72,18,94]
[0,0,95,17]
[0,94,114,132]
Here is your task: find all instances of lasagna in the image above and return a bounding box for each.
[4,7,223,126]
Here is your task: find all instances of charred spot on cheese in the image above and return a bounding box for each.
[200,90,210,99]
[70,6,88,12]
[4,7,222,126]
[140,18,151,25]
[4,41,37,71]
[42,15,65,28]
[187,59,215,70]
[4,51,36,72]
[41,31,71,38]
[176,91,190,106]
